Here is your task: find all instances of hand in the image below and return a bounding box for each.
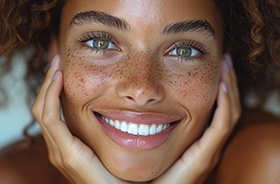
[152,54,241,184]
[32,55,129,184]
[33,54,240,184]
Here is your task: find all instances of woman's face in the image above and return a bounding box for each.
[58,0,223,182]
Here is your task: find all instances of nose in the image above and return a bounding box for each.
[115,58,164,106]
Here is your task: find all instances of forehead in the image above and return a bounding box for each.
[60,0,223,45]
[61,0,221,27]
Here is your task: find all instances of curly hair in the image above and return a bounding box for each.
[0,0,63,105]
[223,0,280,106]
[0,0,280,108]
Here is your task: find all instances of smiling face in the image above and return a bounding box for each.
[57,0,223,182]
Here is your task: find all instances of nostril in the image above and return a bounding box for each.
[125,96,134,101]
[116,81,165,106]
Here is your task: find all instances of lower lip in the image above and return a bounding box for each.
[96,115,177,150]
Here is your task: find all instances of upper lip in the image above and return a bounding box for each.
[95,110,182,125]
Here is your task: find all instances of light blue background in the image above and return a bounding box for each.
[0,55,40,149]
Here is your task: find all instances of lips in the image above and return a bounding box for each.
[94,111,181,150]
[101,116,171,136]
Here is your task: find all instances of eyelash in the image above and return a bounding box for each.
[78,32,118,53]
[78,32,209,62]
[167,40,209,62]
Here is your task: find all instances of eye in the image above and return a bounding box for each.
[169,46,200,58]
[85,38,116,50]
[166,40,208,62]
[79,32,119,53]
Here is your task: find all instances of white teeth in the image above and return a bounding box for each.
[156,124,163,133]
[120,121,127,132]
[149,124,157,135]
[127,123,138,135]
[139,124,149,136]
[109,119,115,126]
[114,120,120,130]
[101,116,171,136]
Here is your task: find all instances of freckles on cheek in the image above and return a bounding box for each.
[62,50,110,103]
[168,62,219,112]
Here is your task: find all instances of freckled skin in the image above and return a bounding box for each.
[58,0,223,182]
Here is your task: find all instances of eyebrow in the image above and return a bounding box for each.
[70,10,129,31]
[70,10,215,38]
[163,20,216,38]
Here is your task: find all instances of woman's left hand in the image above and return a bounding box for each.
[152,54,241,184]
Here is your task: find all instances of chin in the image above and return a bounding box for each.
[100,146,175,182]
[104,159,163,182]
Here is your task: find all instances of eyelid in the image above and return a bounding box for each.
[166,40,208,55]
[168,47,200,57]
[164,40,209,63]
[78,31,120,51]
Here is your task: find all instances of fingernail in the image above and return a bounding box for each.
[51,54,59,66]
[221,81,228,93]
[52,70,60,81]
[224,54,233,72]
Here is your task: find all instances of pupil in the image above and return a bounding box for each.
[177,47,191,57]
[94,39,108,49]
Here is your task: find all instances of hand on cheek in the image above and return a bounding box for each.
[152,54,241,184]
[31,54,240,184]
[32,55,129,184]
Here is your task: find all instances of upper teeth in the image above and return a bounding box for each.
[101,116,171,136]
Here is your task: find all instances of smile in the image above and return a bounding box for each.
[94,111,181,150]
[101,116,171,136]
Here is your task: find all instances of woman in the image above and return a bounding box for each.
[0,0,280,183]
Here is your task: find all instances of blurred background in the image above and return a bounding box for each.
[0,54,40,149]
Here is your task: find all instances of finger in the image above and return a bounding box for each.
[39,70,65,165]
[198,81,231,154]
[36,70,85,181]
[31,55,62,163]
[200,56,239,153]
[223,54,241,124]
[41,70,78,149]
[32,55,60,120]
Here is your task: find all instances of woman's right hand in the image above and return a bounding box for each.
[32,55,129,184]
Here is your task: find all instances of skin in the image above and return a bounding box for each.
[29,0,241,183]
[55,0,223,181]
[1,1,280,184]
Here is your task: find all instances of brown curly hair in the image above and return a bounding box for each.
[0,0,280,108]
[222,0,280,106]
[0,0,63,105]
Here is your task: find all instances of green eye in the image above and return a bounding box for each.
[86,38,116,50]
[176,47,192,57]
[169,46,200,58]
[93,39,109,49]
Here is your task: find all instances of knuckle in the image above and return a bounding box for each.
[41,113,55,124]
[49,153,65,168]
[197,156,217,174]
[32,103,41,120]
[233,106,242,123]
[217,121,232,134]
[48,154,57,166]
[61,154,78,169]
[220,125,231,136]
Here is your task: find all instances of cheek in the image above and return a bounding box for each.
[61,51,112,108]
[167,61,220,113]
